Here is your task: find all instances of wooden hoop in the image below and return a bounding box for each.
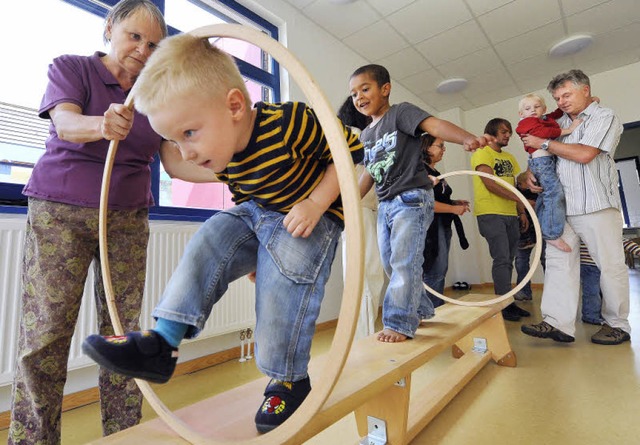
[98,24,364,444]
[423,169,542,306]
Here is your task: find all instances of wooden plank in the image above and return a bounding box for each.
[406,351,491,443]
[90,294,512,444]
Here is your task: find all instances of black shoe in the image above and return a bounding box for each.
[521,321,575,343]
[591,324,631,345]
[255,377,311,433]
[82,330,178,383]
[509,303,530,317]
[501,304,522,322]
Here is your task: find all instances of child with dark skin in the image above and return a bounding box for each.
[349,64,492,343]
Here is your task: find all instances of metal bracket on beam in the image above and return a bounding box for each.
[472,337,488,354]
[358,416,387,445]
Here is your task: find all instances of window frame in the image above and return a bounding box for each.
[0,0,280,221]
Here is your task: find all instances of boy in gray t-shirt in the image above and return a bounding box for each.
[349,64,490,343]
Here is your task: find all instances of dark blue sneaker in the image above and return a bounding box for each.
[255,376,311,433]
[82,330,178,384]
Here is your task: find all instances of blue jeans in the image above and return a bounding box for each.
[515,242,546,298]
[423,217,452,308]
[152,200,340,381]
[378,188,434,337]
[580,263,604,324]
[477,214,520,295]
[529,156,566,240]
[515,246,533,299]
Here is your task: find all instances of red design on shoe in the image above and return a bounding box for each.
[262,396,285,415]
[104,335,128,345]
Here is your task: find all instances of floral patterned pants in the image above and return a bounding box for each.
[9,198,149,445]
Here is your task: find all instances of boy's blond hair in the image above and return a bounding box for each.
[134,33,251,115]
[518,93,546,114]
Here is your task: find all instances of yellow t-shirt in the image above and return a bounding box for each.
[470,145,521,216]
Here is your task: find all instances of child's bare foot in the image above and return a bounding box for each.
[547,238,571,252]
[377,328,408,343]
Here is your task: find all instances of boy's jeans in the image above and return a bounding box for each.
[515,246,533,299]
[378,188,434,338]
[153,200,340,382]
[422,217,452,308]
[580,263,604,324]
[515,241,546,298]
[529,155,566,240]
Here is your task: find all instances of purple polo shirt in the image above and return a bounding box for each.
[23,52,162,210]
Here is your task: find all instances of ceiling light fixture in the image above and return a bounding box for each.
[549,34,594,58]
[436,78,468,94]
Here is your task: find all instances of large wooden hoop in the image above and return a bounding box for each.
[423,169,542,306]
[99,24,364,444]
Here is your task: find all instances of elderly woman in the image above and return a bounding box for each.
[8,1,213,443]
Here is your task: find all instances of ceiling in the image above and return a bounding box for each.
[282,0,640,112]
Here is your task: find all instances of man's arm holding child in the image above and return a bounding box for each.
[284,163,340,239]
[521,135,600,164]
[419,116,492,152]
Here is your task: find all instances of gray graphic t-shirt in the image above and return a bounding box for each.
[360,102,433,201]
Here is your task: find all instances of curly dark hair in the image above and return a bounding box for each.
[337,96,370,131]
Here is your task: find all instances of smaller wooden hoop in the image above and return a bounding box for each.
[422,169,542,307]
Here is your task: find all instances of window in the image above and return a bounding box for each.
[0,0,280,219]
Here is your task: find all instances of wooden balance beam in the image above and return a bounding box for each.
[89,294,515,445]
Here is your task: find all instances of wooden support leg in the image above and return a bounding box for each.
[451,312,517,367]
[354,374,412,445]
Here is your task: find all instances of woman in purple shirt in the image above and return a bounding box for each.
[8,1,213,443]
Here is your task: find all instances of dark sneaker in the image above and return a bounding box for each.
[591,325,631,345]
[255,377,311,434]
[521,321,575,343]
[514,291,532,301]
[82,330,178,383]
[510,303,530,317]
[501,305,521,322]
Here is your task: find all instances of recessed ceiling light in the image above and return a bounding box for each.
[549,34,594,58]
[436,78,468,94]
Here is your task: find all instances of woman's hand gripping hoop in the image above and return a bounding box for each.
[98,24,365,445]
[423,170,542,307]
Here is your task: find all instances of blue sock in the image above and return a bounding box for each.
[153,318,188,348]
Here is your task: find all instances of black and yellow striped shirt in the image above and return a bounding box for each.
[215,102,363,225]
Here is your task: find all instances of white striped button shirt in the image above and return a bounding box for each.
[555,101,622,216]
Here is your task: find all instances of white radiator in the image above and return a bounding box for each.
[0,216,256,387]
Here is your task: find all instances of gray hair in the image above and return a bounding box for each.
[547,69,590,94]
[103,0,167,44]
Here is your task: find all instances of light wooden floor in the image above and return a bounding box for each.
[2,268,639,445]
